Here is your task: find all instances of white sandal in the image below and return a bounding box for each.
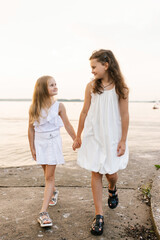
[49,190,59,206]
[37,212,52,227]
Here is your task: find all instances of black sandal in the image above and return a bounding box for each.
[108,186,119,209]
[90,215,104,236]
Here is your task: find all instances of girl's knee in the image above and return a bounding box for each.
[106,172,118,181]
[92,171,103,179]
[45,166,56,182]
[45,174,54,182]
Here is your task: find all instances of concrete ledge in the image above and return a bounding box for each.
[151,169,160,240]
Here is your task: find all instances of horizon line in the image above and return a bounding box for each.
[0,98,159,103]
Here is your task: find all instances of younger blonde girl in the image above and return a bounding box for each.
[28,75,76,227]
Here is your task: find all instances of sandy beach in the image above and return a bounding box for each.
[0,101,160,239]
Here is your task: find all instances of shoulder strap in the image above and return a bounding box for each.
[56,101,60,113]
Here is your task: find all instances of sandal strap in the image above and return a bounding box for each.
[92,215,104,230]
[94,215,104,225]
[108,187,119,209]
[39,212,52,223]
[53,190,59,195]
[39,211,49,217]
[109,194,118,199]
[51,191,59,201]
[40,217,49,222]
[108,186,117,194]
[95,215,104,220]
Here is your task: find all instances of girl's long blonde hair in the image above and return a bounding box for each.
[89,49,129,99]
[29,75,53,123]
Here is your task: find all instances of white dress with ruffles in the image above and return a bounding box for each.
[33,101,65,165]
[77,86,129,174]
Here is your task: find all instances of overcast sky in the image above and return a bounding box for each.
[0,0,160,101]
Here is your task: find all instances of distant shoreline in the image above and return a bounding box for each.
[0,99,158,103]
[0,98,84,102]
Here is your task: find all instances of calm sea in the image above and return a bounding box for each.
[0,101,160,168]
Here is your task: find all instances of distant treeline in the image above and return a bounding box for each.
[0,98,84,102]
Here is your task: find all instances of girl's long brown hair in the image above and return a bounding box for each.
[89,49,129,99]
[29,76,53,123]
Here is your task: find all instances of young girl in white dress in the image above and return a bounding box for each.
[28,75,76,227]
[73,49,129,236]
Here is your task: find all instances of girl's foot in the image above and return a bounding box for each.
[108,186,119,209]
[90,215,104,236]
[49,190,59,206]
[37,212,52,227]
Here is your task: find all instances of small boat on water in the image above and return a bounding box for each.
[153,104,159,109]
[153,100,160,109]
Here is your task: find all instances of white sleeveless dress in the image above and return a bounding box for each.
[77,86,129,174]
[33,101,65,165]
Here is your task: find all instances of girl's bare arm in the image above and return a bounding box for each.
[73,82,92,149]
[59,103,76,141]
[28,119,36,160]
[117,92,129,156]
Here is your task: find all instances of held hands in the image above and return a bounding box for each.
[72,137,82,151]
[117,140,126,157]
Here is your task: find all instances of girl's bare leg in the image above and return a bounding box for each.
[105,172,118,193]
[91,172,103,215]
[105,172,118,209]
[40,165,56,213]
[41,165,56,193]
[41,165,46,175]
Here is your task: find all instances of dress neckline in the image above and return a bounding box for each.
[103,85,115,92]
[49,100,57,109]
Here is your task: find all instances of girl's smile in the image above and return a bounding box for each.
[90,59,108,80]
[47,78,58,96]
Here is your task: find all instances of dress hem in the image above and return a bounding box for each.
[77,161,128,175]
[36,162,65,166]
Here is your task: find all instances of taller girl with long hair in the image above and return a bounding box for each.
[73,49,129,236]
[28,76,76,227]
